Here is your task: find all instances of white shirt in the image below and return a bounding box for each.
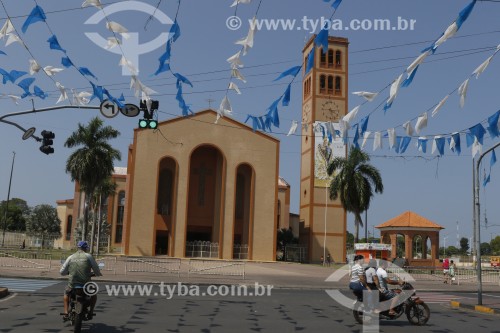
[365,267,377,284]
[376,267,389,291]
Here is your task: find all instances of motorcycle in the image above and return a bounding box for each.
[352,282,430,326]
[62,286,95,333]
[60,263,104,333]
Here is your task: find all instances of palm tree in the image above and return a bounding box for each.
[91,178,117,255]
[65,117,121,242]
[327,147,383,243]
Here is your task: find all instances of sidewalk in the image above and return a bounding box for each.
[1,260,499,292]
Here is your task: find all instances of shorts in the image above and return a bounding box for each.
[381,289,397,300]
[64,286,73,295]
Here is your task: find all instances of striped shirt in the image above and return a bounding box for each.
[350,264,364,283]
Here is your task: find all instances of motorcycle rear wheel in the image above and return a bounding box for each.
[406,302,430,326]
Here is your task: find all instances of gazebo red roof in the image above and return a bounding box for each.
[375,211,444,229]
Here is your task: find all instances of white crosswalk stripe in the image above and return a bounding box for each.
[0,278,60,292]
[416,292,465,304]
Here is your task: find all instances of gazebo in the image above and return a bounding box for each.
[376,211,444,267]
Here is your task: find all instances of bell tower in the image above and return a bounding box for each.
[300,36,349,263]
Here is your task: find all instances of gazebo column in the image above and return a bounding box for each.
[422,237,427,259]
[389,233,397,259]
[405,233,412,260]
[431,233,439,262]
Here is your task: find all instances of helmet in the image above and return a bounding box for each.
[77,241,89,249]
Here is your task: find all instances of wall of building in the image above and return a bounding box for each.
[125,110,279,261]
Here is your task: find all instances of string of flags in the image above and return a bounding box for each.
[245,0,344,132]
[217,0,261,123]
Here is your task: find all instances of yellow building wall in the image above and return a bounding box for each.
[125,110,279,261]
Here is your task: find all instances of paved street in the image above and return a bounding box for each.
[0,280,499,333]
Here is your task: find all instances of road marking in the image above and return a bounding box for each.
[0,278,60,292]
[0,292,17,302]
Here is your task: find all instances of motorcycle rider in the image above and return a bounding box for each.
[60,241,102,321]
[376,258,404,316]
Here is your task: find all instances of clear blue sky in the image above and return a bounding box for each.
[0,0,499,246]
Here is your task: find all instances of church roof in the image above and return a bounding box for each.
[278,176,290,188]
[375,211,444,229]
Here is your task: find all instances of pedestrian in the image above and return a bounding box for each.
[20,239,26,250]
[443,258,450,283]
[326,253,332,267]
[449,260,457,284]
[320,255,324,266]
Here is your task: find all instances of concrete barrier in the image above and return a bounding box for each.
[0,287,9,299]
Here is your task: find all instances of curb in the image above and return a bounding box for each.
[0,287,9,299]
[450,300,497,314]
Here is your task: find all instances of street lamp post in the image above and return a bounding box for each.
[1,151,16,247]
[473,141,500,306]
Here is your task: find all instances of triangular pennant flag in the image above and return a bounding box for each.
[231,68,246,82]
[415,112,428,134]
[450,132,461,155]
[47,35,66,53]
[418,137,428,153]
[61,56,73,68]
[469,123,486,144]
[33,85,47,99]
[274,66,301,81]
[373,132,382,151]
[432,22,458,51]
[399,136,412,154]
[491,149,497,167]
[56,82,68,104]
[282,84,292,107]
[105,37,121,50]
[235,16,256,55]
[22,5,46,34]
[458,78,469,108]
[227,51,243,69]
[29,59,41,75]
[287,120,298,136]
[231,0,252,7]
[471,137,482,159]
[472,55,494,79]
[359,116,369,136]
[387,128,396,150]
[173,73,193,87]
[361,131,371,150]
[0,19,14,39]
[106,21,129,39]
[78,67,97,80]
[82,0,103,9]
[407,51,430,75]
[170,20,181,43]
[305,48,315,74]
[487,111,500,138]
[456,0,477,29]
[314,26,329,53]
[401,65,419,87]
[228,82,241,95]
[331,0,343,10]
[403,120,414,136]
[17,77,35,98]
[432,136,445,155]
[483,174,491,187]
[352,91,378,102]
[43,66,63,76]
[431,95,450,117]
[343,106,360,126]
[384,73,404,111]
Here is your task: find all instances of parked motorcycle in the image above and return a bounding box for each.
[352,282,430,326]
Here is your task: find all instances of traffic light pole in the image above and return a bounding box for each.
[0,105,100,141]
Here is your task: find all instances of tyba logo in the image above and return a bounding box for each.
[84,1,173,76]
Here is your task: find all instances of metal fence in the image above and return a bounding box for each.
[387,266,500,286]
[0,251,52,270]
[233,244,248,260]
[185,241,219,258]
[188,259,245,279]
[124,257,181,277]
[1,231,60,249]
[284,245,308,263]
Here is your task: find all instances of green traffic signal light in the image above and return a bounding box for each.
[139,119,158,129]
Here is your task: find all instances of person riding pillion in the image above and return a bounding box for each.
[60,241,102,320]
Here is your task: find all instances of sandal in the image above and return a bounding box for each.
[388,311,396,316]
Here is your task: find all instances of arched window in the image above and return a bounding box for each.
[157,169,173,216]
[328,49,334,68]
[327,75,334,95]
[335,50,342,67]
[319,75,326,94]
[320,50,327,67]
[335,76,342,95]
[65,215,73,241]
[304,77,311,98]
[115,191,125,243]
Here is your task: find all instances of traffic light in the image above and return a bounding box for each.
[39,130,55,155]
[138,100,159,129]
[138,119,158,129]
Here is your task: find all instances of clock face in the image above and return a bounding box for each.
[319,99,341,122]
[303,102,312,123]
